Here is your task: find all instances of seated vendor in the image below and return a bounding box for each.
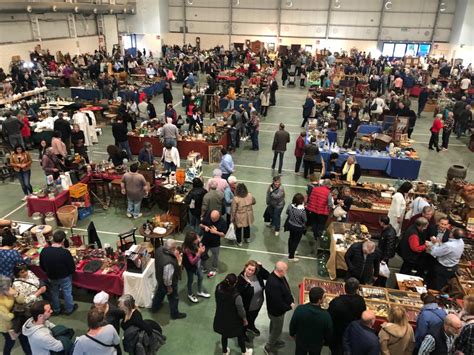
[138,142,155,165]
[341,155,361,183]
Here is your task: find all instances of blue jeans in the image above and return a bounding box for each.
[186,263,204,295]
[226,99,234,110]
[127,199,141,217]
[164,138,177,147]
[17,170,33,195]
[250,130,259,150]
[272,206,283,231]
[118,140,132,160]
[152,283,180,317]
[188,211,201,235]
[49,276,74,313]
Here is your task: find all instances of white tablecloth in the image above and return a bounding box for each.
[123,258,156,308]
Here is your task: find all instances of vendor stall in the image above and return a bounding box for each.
[219,98,260,112]
[71,87,102,101]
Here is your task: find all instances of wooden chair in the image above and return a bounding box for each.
[117,227,137,252]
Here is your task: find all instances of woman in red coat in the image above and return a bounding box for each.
[429,113,443,152]
[19,111,31,148]
[294,131,306,175]
[306,179,334,242]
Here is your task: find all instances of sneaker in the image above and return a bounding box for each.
[188,294,199,303]
[288,257,300,262]
[134,213,143,219]
[126,212,133,218]
[63,304,78,316]
[274,231,280,237]
[224,348,230,355]
[244,238,250,243]
[275,340,285,348]
[243,349,253,355]
[197,291,210,298]
[207,271,217,278]
[263,345,275,355]
[171,312,187,319]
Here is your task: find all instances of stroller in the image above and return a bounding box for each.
[288,64,296,87]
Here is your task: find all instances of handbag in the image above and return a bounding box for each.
[225,223,236,241]
[379,261,390,278]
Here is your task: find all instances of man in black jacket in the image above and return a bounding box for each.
[398,217,429,276]
[264,261,294,355]
[328,277,366,355]
[271,123,290,174]
[343,310,380,355]
[53,112,72,154]
[344,240,380,285]
[374,216,398,287]
[112,116,132,160]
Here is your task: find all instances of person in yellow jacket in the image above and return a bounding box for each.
[226,86,236,110]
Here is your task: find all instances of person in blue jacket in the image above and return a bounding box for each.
[414,292,447,350]
[301,93,315,127]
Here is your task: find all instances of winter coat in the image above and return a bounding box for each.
[344,242,381,284]
[123,320,166,355]
[328,294,366,347]
[266,184,285,209]
[378,225,398,261]
[213,286,245,338]
[184,187,207,217]
[343,319,380,355]
[260,91,270,107]
[272,129,290,152]
[379,322,415,355]
[231,193,256,228]
[414,303,447,348]
[236,266,270,311]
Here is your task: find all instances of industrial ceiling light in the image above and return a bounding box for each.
[123,8,127,13]
[233,0,240,6]
[109,9,114,14]
[52,5,57,12]
[334,0,341,9]
[187,0,194,5]
[440,2,446,12]
[286,1,293,8]
[131,8,135,14]
[26,5,32,13]
[74,6,79,13]
[93,8,98,14]
[385,0,392,10]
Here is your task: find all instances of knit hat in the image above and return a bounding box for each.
[93,291,109,304]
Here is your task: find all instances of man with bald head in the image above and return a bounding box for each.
[343,310,380,355]
[418,313,462,354]
[199,210,227,278]
[264,261,294,355]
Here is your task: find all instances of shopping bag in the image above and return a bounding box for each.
[225,223,236,241]
[379,261,390,278]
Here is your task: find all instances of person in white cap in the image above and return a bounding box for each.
[93,291,125,335]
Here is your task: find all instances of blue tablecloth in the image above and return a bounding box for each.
[219,98,260,112]
[71,87,102,101]
[320,151,421,180]
[358,124,383,135]
[119,81,166,102]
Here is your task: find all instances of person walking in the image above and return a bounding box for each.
[441,111,454,151]
[10,144,33,200]
[265,176,286,237]
[112,116,132,160]
[249,112,260,151]
[219,148,234,180]
[2,112,24,149]
[236,260,270,338]
[285,193,307,262]
[343,108,360,148]
[200,210,228,278]
[184,178,207,234]
[264,261,294,355]
[71,124,89,162]
[162,82,173,106]
[456,104,472,138]
[306,179,333,244]
[231,183,256,246]
[428,114,443,152]
[39,231,77,316]
[182,231,210,303]
[328,278,366,355]
[378,305,415,355]
[151,239,187,319]
[303,137,325,179]
[374,216,398,287]
[417,86,429,117]
[343,310,380,355]
[260,89,270,117]
[213,273,253,355]
[271,123,290,174]
[53,112,72,154]
[301,93,314,127]
[388,181,413,236]
[289,287,333,355]
[294,131,306,175]
[121,163,149,219]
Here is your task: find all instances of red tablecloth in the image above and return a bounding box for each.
[128,133,229,162]
[348,208,388,234]
[80,106,103,112]
[31,262,124,296]
[26,190,70,217]
[217,75,238,81]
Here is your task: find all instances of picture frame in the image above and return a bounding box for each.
[268,42,275,51]
[208,145,223,164]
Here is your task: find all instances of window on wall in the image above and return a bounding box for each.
[381,42,431,58]
[418,44,431,57]
[393,44,406,58]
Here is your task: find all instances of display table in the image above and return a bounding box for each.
[128,133,229,162]
[118,81,166,102]
[71,87,102,101]
[348,207,388,234]
[320,151,421,180]
[219,98,260,112]
[31,262,124,296]
[357,124,383,135]
[123,259,156,308]
[326,222,352,280]
[26,190,71,217]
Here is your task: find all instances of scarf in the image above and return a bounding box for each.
[342,162,355,182]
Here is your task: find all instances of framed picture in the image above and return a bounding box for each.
[268,43,275,51]
[208,145,223,164]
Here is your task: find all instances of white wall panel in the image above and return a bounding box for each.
[232,23,278,35]
[188,21,228,34]
[383,12,436,28]
[389,0,438,12]
[329,26,378,40]
[186,7,229,22]
[281,10,328,24]
[232,9,278,23]
[380,27,432,41]
[330,11,380,26]
[0,22,33,43]
[168,6,183,20]
[168,0,183,6]
[287,0,329,10]
[39,20,69,39]
[75,17,98,37]
[434,28,451,42]
[236,0,277,9]
[437,13,454,28]
[280,24,326,38]
[332,0,382,11]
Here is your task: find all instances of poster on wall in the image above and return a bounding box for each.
[382,43,395,57]
[393,43,406,58]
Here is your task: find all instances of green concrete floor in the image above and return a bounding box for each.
[2,74,474,355]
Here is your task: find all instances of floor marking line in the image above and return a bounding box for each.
[2,203,27,219]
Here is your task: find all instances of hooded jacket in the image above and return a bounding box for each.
[378,322,415,355]
[22,318,64,355]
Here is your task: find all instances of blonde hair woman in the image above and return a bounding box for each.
[379,305,415,355]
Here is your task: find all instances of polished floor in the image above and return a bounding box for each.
[2,74,474,354]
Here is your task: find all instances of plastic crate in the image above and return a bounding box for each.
[69,183,88,198]
[78,206,93,220]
